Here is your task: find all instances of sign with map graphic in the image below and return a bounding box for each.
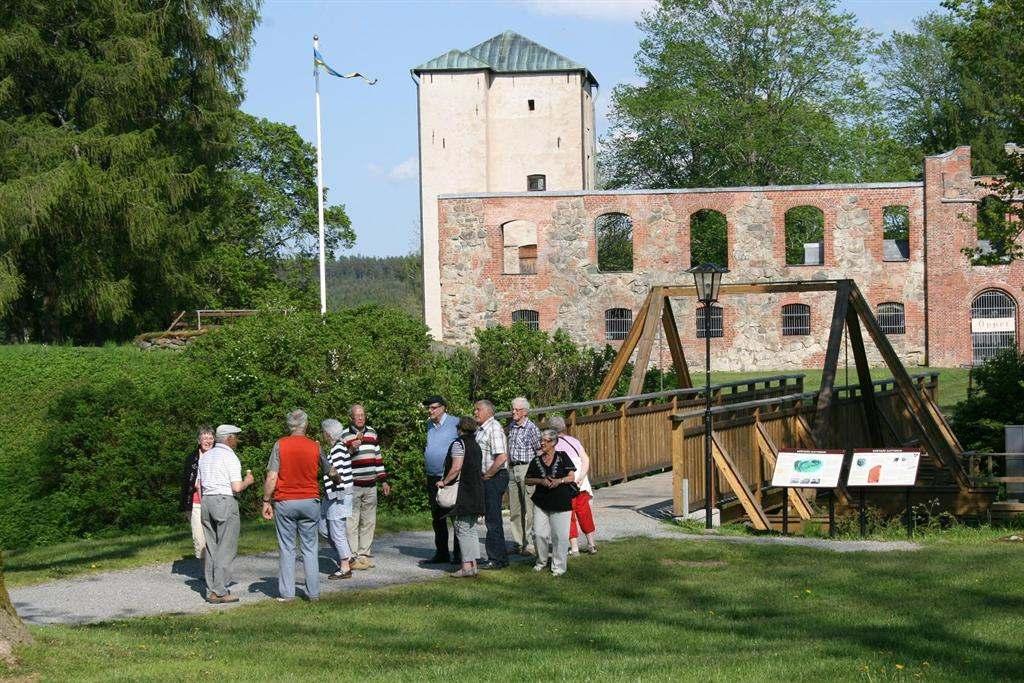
[846,449,921,487]
[771,450,845,488]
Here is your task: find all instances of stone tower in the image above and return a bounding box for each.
[412,30,598,339]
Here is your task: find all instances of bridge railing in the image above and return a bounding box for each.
[497,374,805,486]
[496,372,940,494]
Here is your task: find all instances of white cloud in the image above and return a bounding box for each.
[387,156,418,182]
[524,0,656,22]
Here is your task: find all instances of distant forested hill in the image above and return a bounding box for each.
[326,255,423,318]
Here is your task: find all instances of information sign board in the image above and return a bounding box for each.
[846,449,920,487]
[771,450,845,488]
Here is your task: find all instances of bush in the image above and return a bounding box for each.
[951,349,1024,451]
[0,309,663,547]
[184,306,455,514]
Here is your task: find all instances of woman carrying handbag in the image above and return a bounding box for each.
[436,416,485,578]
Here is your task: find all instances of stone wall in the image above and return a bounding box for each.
[438,181,930,371]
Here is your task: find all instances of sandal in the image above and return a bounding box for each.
[448,568,477,578]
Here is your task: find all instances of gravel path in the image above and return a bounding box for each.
[10,472,918,625]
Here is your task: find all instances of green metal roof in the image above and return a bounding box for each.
[413,31,596,85]
[415,49,491,71]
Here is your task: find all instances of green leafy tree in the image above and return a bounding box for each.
[951,349,1024,452]
[784,206,825,265]
[689,209,728,266]
[602,0,916,190]
[877,13,969,163]
[201,113,354,310]
[0,1,261,343]
[595,213,634,272]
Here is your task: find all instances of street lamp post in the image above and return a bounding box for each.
[687,263,729,529]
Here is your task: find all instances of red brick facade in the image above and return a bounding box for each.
[435,147,1020,370]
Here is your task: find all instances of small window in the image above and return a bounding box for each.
[605,308,632,341]
[877,302,905,335]
[696,306,724,339]
[781,304,811,336]
[785,206,825,265]
[518,245,537,275]
[883,205,910,261]
[596,213,634,272]
[527,174,546,191]
[511,309,539,331]
[528,99,535,111]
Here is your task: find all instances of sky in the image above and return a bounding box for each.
[242,0,947,258]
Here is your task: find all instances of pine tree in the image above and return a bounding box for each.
[0,1,260,342]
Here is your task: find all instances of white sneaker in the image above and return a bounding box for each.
[551,570,565,577]
[568,548,580,556]
[533,563,546,572]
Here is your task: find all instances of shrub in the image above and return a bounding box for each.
[951,349,1024,451]
[184,306,451,514]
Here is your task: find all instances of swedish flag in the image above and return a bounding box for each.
[314,49,377,84]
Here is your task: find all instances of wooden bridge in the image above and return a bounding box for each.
[507,279,998,531]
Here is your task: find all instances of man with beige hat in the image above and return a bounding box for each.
[199,424,254,603]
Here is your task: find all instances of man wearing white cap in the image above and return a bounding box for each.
[199,424,255,603]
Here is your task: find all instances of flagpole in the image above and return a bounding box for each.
[313,34,328,316]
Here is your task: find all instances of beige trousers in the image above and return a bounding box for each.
[508,463,535,549]
[346,486,378,557]
[189,503,206,559]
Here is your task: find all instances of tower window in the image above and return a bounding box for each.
[527,174,546,191]
[528,99,535,111]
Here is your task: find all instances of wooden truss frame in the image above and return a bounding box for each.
[597,279,970,529]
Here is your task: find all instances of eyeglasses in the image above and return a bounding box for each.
[427,404,443,410]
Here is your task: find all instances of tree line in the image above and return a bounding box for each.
[2,0,1022,344]
[603,0,1023,189]
[0,1,352,344]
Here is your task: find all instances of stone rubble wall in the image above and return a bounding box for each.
[438,183,929,371]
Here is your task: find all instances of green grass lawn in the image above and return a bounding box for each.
[710,366,970,414]
[3,510,430,588]
[7,535,1022,681]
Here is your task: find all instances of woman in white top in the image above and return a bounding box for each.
[548,416,597,555]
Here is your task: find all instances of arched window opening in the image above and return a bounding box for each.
[785,206,825,266]
[876,302,905,336]
[690,209,728,267]
[971,290,1016,365]
[883,205,910,261]
[511,309,540,331]
[696,306,724,339]
[975,195,1011,263]
[781,304,811,336]
[604,307,632,341]
[596,213,634,272]
[501,220,538,275]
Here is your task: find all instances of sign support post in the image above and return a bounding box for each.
[781,490,788,536]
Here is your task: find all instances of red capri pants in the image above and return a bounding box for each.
[569,491,595,539]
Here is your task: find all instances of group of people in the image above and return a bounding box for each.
[423,396,597,578]
[178,396,597,602]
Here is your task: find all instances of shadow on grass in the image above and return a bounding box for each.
[10,538,1022,679]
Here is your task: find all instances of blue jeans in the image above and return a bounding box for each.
[274,498,321,599]
[483,468,509,565]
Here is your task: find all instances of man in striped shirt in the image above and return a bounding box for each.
[341,404,390,570]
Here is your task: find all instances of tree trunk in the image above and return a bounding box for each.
[0,550,31,665]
